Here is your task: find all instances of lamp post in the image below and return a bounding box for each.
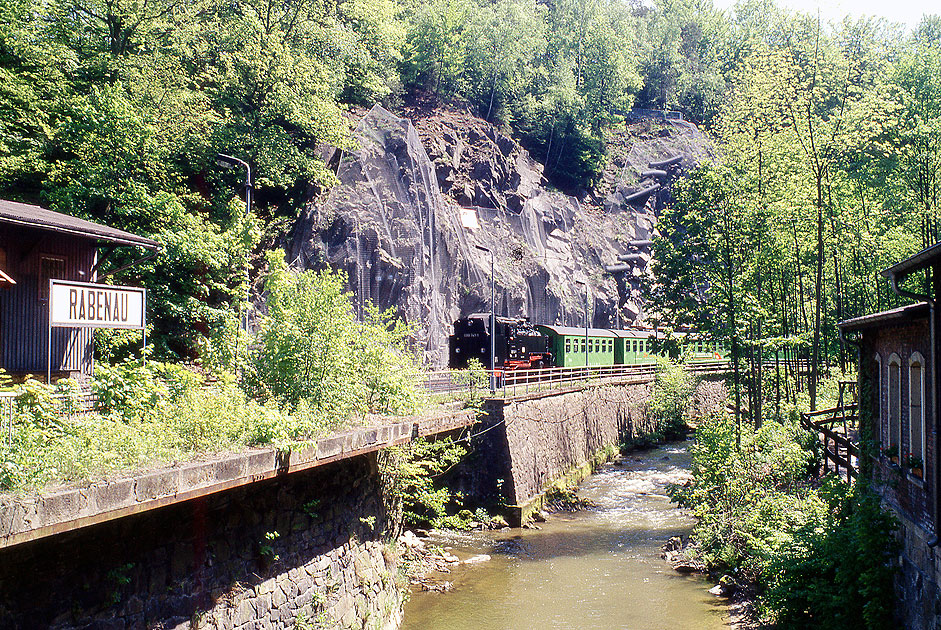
[575,280,589,368]
[216,154,253,370]
[475,244,496,391]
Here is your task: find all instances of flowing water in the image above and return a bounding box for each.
[401,443,729,630]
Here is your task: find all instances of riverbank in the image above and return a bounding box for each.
[400,442,731,629]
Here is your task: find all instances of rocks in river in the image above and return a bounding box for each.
[399,530,425,549]
[708,576,737,597]
[488,515,510,529]
[531,511,547,523]
[673,562,705,574]
[420,580,452,593]
[463,554,491,564]
[661,536,707,574]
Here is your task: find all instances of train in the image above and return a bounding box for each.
[448,314,727,370]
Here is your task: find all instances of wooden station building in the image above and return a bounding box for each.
[839,243,941,630]
[0,199,159,380]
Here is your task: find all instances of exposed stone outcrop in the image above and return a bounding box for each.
[289,103,714,366]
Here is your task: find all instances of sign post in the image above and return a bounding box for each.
[48,280,146,383]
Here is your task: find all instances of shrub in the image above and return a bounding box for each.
[676,412,897,629]
[648,358,699,439]
[379,437,468,529]
[246,250,426,421]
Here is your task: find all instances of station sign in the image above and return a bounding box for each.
[49,280,145,329]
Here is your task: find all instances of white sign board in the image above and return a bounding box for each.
[50,280,145,329]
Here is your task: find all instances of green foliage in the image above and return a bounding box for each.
[648,358,699,439]
[247,250,426,421]
[0,0,401,359]
[379,437,468,529]
[677,413,897,628]
[0,363,299,492]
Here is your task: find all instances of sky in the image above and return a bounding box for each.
[709,0,936,29]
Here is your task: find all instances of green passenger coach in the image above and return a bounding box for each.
[612,329,660,365]
[535,325,616,367]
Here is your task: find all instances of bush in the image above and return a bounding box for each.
[676,413,897,628]
[0,362,296,492]
[648,358,699,439]
[379,437,468,528]
[246,250,426,421]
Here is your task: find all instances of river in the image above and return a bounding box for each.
[401,442,729,630]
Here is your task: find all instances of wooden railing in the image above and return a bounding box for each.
[800,402,859,482]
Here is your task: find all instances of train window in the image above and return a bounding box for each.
[565,340,571,353]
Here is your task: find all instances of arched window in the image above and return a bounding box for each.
[874,354,882,446]
[888,354,901,459]
[910,353,926,475]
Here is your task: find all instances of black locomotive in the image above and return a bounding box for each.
[448,314,553,370]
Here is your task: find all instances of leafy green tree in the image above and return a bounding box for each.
[248,250,424,419]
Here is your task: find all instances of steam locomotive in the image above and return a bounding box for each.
[448,314,553,370]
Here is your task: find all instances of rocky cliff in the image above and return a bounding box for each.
[288,103,714,366]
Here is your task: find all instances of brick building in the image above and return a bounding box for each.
[839,244,941,629]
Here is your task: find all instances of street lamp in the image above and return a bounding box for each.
[575,279,589,369]
[475,244,496,392]
[216,154,253,370]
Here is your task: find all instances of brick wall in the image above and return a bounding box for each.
[864,318,933,532]
[862,315,941,630]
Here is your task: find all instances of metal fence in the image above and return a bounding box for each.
[1,392,13,448]
[423,361,730,400]
[0,388,98,447]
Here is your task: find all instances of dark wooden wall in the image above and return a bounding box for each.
[0,226,95,376]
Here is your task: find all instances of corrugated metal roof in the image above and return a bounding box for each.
[535,324,617,337]
[0,199,160,249]
[838,302,929,331]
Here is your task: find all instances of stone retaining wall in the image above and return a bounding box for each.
[484,378,726,516]
[0,453,402,629]
[888,499,941,629]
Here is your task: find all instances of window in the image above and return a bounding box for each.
[874,354,882,447]
[39,255,66,301]
[565,340,571,353]
[888,355,901,459]
[910,353,926,475]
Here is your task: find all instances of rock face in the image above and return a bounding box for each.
[289,104,714,366]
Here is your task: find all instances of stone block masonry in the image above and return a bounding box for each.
[455,378,727,523]
[0,453,403,629]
